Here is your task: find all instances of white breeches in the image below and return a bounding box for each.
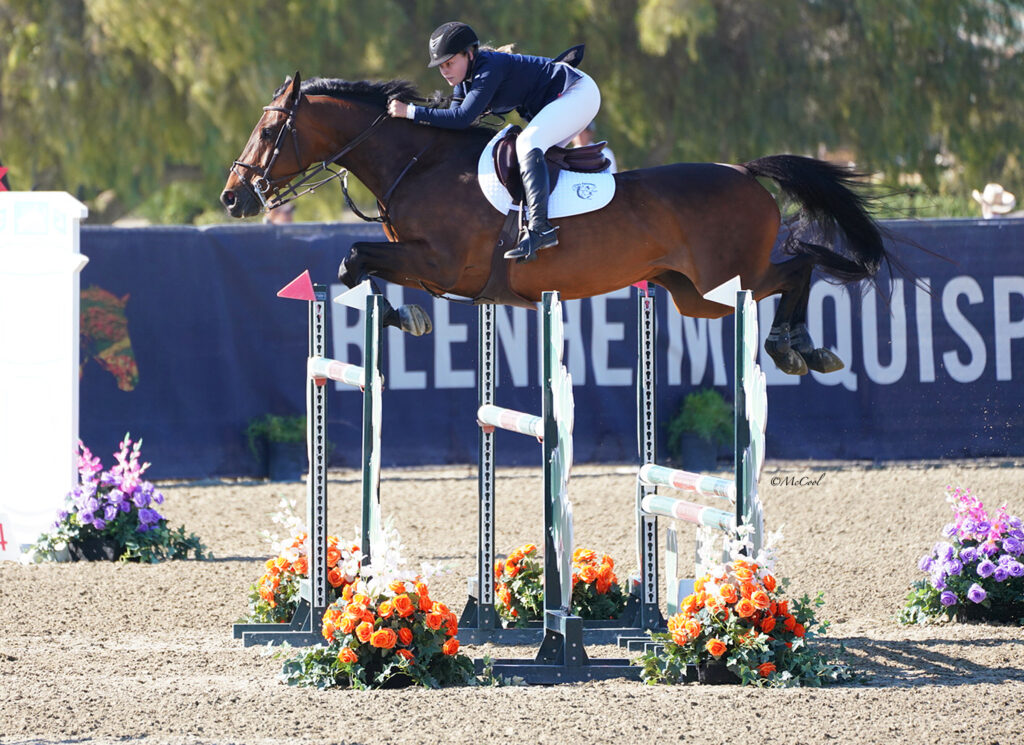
[515,69,601,161]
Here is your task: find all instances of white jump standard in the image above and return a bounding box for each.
[232,273,385,647]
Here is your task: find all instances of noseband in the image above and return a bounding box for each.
[230,92,389,212]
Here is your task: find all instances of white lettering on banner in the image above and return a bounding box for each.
[993,276,1024,382]
[862,280,907,385]
[432,298,475,389]
[495,305,529,387]
[590,287,632,386]
[916,278,936,383]
[562,299,587,385]
[385,285,427,390]
[666,310,727,386]
[757,296,800,387]
[942,277,986,383]
[808,282,857,391]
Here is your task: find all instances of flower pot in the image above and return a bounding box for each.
[68,536,121,562]
[697,659,740,685]
[678,432,718,472]
[268,440,307,482]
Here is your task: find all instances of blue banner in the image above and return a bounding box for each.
[78,219,1024,478]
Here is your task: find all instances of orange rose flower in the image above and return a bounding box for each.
[735,598,756,618]
[494,559,505,579]
[322,620,336,642]
[425,612,444,631]
[389,581,407,594]
[719,583,738,604]
[751,589,771,610]
[377,600,394,619]
[293,556,308,575]
[683,618,702,639]
[337,647,359,664]
[415,581,430,597]
[352,593,372,607]
[783,616,797,631]
[370,628,397,649]
[396,649,415,661]
[507,549,524,564]
[355,621,374,643]
[596,578,611,595]
[505,562,521,579]
[681,594,699,614]
[762,574,777,592]
[419,594,433,612]
[671,630,688,646]
[327,567,344,588]
[760,616,776,633]
[694,578,706,593]
[579,566,598,583]
[793,623,806,638]
[705,638,727,658]
[497,584,512,608]
[757,662,776,677]
[734,567,755,582]
[326,546,342,568]
[341,584,355,602]
[339,615,359,634]
[442,638,460,656]
[393,594,415,618]
[522,543,537,556]
[398,627,413,646]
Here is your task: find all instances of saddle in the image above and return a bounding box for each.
[491,126,611,204]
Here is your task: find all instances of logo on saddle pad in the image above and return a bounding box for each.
[477,125,615,219]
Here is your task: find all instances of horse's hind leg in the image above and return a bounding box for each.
[762,260,843,374]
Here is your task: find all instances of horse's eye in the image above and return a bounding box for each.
[261,127,275,141]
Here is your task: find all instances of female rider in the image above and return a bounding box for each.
[387,22,601,263]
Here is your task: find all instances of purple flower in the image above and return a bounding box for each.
[993,566,1009,582]
[92,518,107,531]
[944,558,964,576]
[939,591,958,607]
[959,546,979,563]
[918,555,934,572]
[975,521,991,535]
[132,490,149,508]
[80,510,95,525]
[967,583,987,604]
[981,542,1000,556]
[1003,536,1023,555]
[103,504,118,521]
[1007,561,1024,578]
[977,559,997,578]
[137,508,161,526]
[934,542,955,561]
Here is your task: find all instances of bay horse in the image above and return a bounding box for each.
[221,73,896,375]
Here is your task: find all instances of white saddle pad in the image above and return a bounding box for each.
[477,125,616,219]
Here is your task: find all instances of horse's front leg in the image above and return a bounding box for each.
[337,240,439,336]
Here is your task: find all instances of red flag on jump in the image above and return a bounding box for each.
[277,270,316,301]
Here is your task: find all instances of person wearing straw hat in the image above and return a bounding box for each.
[972,183,1016,219]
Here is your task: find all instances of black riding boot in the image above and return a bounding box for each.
[504,148,559,263]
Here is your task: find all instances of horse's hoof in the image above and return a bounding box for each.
[398,304,432,336]
[767,348,808,375]
[801,348,844,373]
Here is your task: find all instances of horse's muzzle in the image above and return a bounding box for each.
[220,188,258,218]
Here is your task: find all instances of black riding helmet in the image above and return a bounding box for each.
[428,21,479,67]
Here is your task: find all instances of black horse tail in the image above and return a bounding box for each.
[743,154,891,283]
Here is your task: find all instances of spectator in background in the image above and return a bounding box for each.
[263,202,295,224]
[571,121,617,173]
[972,183,1016,219]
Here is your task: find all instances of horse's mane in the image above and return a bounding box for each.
[274,77,420,107]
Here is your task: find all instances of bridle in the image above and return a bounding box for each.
[230,90,390,212]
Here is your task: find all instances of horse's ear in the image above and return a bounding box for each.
[288,71,302,102]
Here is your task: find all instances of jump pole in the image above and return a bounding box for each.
[233,273,384,647]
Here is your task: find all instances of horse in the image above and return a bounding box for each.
[221,72,897,375]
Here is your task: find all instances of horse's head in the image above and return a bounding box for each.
[221,72,309,218]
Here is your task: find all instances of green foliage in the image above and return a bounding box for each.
[2,1,1022,222]
[32,510,207,564]
[666,388,733,451]
[246,414,306,459]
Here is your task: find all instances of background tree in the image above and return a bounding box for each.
[1,0,1021,223]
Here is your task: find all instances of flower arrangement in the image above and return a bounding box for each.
[493,544,628,626]
[30,436,206,563]
[276,521,475,689]
[637,558,854,687]
[900,487,1024,624]
[244,531,363,624]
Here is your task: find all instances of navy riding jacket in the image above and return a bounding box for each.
[412,49,581,128]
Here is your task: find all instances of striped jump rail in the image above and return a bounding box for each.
[477,403,545,440]
[309,356,366,389]
[640,494,734,532]
[638,464,736,502]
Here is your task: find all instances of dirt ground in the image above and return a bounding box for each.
[2,459,1023,745]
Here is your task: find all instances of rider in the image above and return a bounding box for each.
[387,22,601,263]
